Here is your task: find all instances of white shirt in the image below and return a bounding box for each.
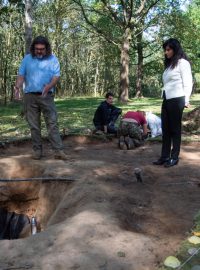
[162,58,193,104]
[146,112,162,138]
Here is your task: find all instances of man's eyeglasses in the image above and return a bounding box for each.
[34,47,46,51]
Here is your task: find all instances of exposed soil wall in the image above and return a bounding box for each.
[183,106,200,133]
[0,137,199,269]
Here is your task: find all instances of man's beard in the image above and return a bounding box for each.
[36,55,43,59]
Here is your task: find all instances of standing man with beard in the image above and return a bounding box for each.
[14,36,68,160]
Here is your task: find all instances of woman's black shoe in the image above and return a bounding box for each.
[153,158,169,165]
[164,158,179,167]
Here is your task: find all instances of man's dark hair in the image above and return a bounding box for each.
[30,36,52,57]
[163,38,189,69]
[105,92,114,99]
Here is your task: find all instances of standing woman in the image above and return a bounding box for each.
[153,38,193,167]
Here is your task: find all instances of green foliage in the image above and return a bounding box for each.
[194,211,200,232]
[194,73,200,93]
[1,0,200,101]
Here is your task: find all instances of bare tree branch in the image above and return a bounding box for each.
[80,22,122,47]
[136,0,161,25]
[119,0,127,24]
[72,0,120,47]
[128,0,134,23]
[136,0,147,15]
[101,0,123,27]
[141,0,161,17]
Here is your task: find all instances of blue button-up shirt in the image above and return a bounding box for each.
[18,54,60,93]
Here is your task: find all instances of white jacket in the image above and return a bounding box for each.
[162,58,193,104]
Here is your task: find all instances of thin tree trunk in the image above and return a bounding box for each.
[3,65,7,105]
[135,31,143,98]
[25,0,32,54]
[94,59,99,97]
[3,15,12,104]
[119,28,130,103]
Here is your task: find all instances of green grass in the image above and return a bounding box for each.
[0,96,200,268]
[159,211,200,270]
[0,94,199,141]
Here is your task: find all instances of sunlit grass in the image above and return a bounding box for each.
[0,94,199,141]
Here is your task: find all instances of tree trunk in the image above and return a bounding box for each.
[3,15,12,104]
[119,28,130,103]
[94,59,99,97]
[3,64,7,105]
[135,31,143,98]
[25,0,32,54]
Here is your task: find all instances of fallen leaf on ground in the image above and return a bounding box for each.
[163,256,181,268]
[188,236,200,244]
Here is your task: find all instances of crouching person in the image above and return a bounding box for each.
[145,112,162,138]
[118,111,148,149]
[93,92,122,135]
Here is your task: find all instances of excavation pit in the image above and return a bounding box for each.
[0,137,200,269]
[0,178,74,239]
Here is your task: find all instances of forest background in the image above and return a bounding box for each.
[1,0,200,141]
[0,0,200,104]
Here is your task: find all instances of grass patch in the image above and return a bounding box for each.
[0,94,200,141]
[159,211,200,270]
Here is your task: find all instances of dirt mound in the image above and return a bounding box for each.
[183,106,200,133]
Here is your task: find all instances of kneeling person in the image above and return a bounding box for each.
[145,112,162,138]
[93,92,122,134]
[118,111,148,149]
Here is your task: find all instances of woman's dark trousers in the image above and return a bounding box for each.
[161,96,185,160]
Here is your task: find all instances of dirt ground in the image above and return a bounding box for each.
[0,136,200,270]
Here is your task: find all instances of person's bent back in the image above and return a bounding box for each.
[118,111,147,149]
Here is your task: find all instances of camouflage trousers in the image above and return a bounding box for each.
[118,121,142,140]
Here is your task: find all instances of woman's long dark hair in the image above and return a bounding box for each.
[30,36,52,57]
[163,38,189,69]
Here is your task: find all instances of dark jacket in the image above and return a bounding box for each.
[93,101,119,126]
